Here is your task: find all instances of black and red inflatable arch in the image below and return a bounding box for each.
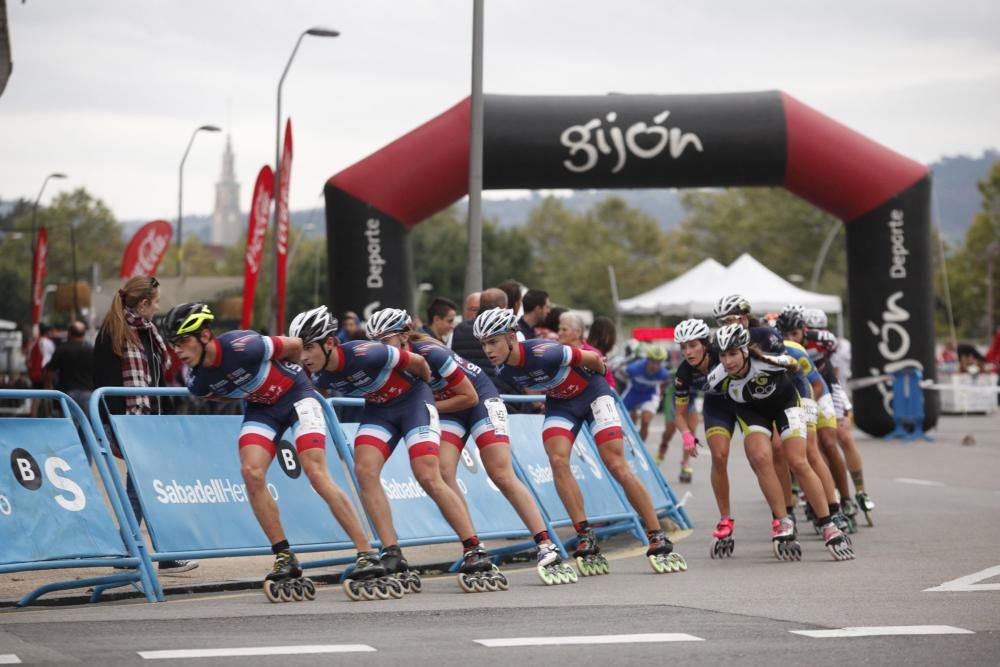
[325,91,935,437]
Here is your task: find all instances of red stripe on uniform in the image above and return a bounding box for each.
[408,441,440,459]
[268,336,284,359]
[474,432,510,449]
[444,369,465,388]
[296,433,326,452]
[355,435,392,459]
[440,430,466,449]
[239,433,276,456]
[542,427,575,442]
[593,426,625,446]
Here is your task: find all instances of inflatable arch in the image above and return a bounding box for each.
[324,91,935,437]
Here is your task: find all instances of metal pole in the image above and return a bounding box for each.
[809,219,842,292]
[177,126,221,280]
[30,173,66,326]
[463,0,485,297]
[70,218,79,320]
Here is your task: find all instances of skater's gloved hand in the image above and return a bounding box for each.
[682,431,698,454]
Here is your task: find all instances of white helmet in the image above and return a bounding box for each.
[715,323,750,352]
[713,294,752,320]
[674,318,711,343]
[366,308,412,340]
[473,307,517,340]
[781,304,805,318]
[803,308,828,329]
[289,306,338,344]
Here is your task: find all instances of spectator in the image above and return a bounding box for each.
[496,279,523,316]
[587,315,617,358]
[557,311,616,389]
[93,275,197,574]
[538,306,567,341]
[461,292,481,322]
[45,320,94,409]
[422,296,457,345]
[28,323,57,417]
[451,288,524,404]
[517,289,550,341]
[957,343,990,374]
[338,311,360,343]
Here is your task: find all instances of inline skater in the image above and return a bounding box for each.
[364,308,576,585]
[620,344,670,449]
[291,306,506,593]
[473,308,687,576]
[163,303,392,602]
[708,323,854,561]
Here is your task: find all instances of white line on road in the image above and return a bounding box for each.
[791,625,974,638]
[0,655,21,665]
[475,633,704,647]
[925,565,1000,592]
[139,645,376,659]
[895,477,944,487]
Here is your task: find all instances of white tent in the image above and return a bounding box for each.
[617,253,842,317]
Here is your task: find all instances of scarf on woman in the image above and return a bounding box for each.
[122,305,170,415]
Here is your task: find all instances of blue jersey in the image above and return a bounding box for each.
[622,358,669,401]
[313,340,417,405]
[493,339,597,400]
[187,330,310,406]
[784,340,828,399]
[409,338,496,402]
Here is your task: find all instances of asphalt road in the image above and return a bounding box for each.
[1,415,998,666]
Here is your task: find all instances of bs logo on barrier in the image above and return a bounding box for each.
[275,440,302,479]
[8,448,87,511]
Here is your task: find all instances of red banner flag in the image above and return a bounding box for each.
[120,219,173,280]
[31,227,48,325]
[275,119,293,333]
[241,166,275,330]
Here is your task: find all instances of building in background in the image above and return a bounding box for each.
[210,134,241,246]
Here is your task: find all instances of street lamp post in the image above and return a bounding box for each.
[271,26,339,332]
[29,172,66,328]
[177,125,222,279]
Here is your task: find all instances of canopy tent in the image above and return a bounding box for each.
[618,253,842,317]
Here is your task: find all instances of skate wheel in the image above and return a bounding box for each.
[538,566,556,586]
[669,554,688,572]
[563,566,579,583]
[598,558,610,575]
[290,580,305,602]
[408,575,422,594]
[649,556,667,574]
[457,574,476,593]
[302,578,317,601]
[864,511,874,528]
[359,583,377,601]
[710,542,719,559]
[342,579,363,602]
[385,578,405,599]
[575,557,591,577]
[263,580,282,603]
[726,541,735,557]
[278,582,293,602]
[483,577,500,592]
[495,572,509,591]
[372,581,391,600]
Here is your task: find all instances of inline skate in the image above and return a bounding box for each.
[855,491,875,527]
[647,530,687,573]
[380,544,422,594]
[831,512,854,544]
[263,550,316,603]
[710,517,735,559]
[535,542,578,585]
[678,466,693,483]
[771,516,802,561]
[803,503,822,535]
[341,550,403,601]
[457,545,508,593]
[822,522,856,561]
[573,529,609,576]
[840,497,859,533]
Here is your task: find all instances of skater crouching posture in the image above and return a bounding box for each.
[473,307,686,575]
[163,304,382,602]
[291,306,506,593]
[365,308,577,585]
[707,324,855,562]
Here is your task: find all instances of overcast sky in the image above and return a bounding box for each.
[2,0,999,221]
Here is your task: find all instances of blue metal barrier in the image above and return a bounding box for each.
[88,388,368,582]
[0,389,158,606]
[886,369,933,442]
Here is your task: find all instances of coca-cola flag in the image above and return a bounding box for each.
[31,226,48,325]
[241,166,274,329]
[275,119,293,333]
[120,220,173,280]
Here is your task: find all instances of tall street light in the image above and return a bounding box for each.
[177,124,222,279]
[271,26,339,332]
[30,172,67,328]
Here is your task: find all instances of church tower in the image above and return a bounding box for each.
[211,134,241,246]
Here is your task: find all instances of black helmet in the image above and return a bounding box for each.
[776,309,805,333]
[163,303,214,343]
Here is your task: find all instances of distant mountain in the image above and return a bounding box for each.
[113,149,998,245]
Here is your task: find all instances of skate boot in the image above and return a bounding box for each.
[822,521,856,561]
[342,550,402,601]
[535,542,578,585]
[710,517,735,559]
[573,528,609,576]
[855,491,875,527]
[380,544,422,594]
[647,530,687,573]
[803,503,821,535]
[457,545,508,593]
[264,550,316,603]
[771,516,802,561]
[831,512,854,543]
[840,498,859,533]
[678,466,693,483]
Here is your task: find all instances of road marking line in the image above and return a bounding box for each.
[0,655,21,665]
[475,633,704,647]
[895,477,944,487]
[925,565,1000,592]
[791,625,974,638]
[139,645,376,659]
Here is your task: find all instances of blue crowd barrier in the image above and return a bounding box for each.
[0,389,158,606]
[886,369,933,442]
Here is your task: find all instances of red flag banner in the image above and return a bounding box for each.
[31,227,48,325]
[120,219,173,280]
[241,166,274,329]
[275,119,293,333]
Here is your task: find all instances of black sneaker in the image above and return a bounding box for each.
[158,559,199,574]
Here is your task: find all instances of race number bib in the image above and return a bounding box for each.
[293,397,326,434]
[783,406,806,438]
[801,398,818,425]
[484,397,509,437]
[590,394,621,431]
[817,393,836,420]
[425,402,441,435]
